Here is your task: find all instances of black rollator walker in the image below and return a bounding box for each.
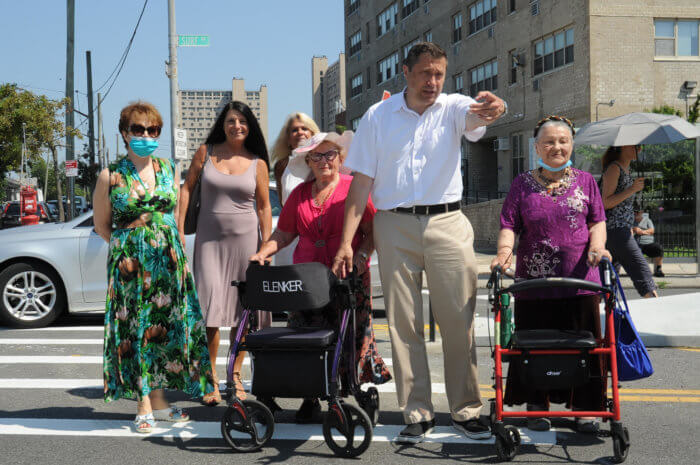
[220,262,379,457]
[487,259,631,463]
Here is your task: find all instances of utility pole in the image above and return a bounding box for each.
[65,0,75,220]
[20,123,26,186]
[167,0,179,161]
[97,92,103,169]
[86,51,96,168]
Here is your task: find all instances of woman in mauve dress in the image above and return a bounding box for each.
[490,115,612,434]
[177,101,272,405]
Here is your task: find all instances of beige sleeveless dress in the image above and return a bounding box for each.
[194,149,271,329]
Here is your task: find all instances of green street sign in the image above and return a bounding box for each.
[178,35,210,47]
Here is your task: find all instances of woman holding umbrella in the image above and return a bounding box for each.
[600,145,658,298]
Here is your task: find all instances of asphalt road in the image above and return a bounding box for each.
[0,290,698,465]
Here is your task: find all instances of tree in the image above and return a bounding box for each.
[0,84,81,221]
[688,95,700,124]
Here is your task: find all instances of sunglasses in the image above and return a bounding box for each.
[129,124,162,138]
[308,149,339,163]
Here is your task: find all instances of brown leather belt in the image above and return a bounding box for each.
[391,201,461,215]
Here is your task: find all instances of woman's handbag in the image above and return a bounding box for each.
[611,267,654,381]
[183,148,209,235]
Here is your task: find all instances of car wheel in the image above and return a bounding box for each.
[0,263,66,328]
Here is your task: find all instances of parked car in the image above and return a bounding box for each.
[0,185,379,328]
[1,201,59,229]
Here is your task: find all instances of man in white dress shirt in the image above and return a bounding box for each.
[332,43,506,443]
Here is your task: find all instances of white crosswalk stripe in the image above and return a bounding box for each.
[0,327,557,450]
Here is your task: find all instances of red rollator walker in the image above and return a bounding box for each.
[486,259,630,463]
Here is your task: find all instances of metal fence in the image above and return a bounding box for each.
[463,190,508,205]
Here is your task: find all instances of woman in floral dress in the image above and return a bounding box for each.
[490,116,612,433]
[93,101,215,433]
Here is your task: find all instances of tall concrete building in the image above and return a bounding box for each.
[344,0,700,200]
[312,54,347,132]
[178,78,268,167]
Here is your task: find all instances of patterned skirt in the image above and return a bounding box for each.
[103,224,216,401]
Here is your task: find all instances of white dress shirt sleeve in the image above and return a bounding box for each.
[344,110,377,179]
[451,94,487,142]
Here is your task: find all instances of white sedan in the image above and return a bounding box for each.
[0,188,380,328]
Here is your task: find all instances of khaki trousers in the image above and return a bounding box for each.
[373,209,482,423]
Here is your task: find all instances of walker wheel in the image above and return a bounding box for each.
[221,399,274,452]
[495,425,520,462]
[323,403,373,458]
[612,426,630,463]
[358,387,380,426]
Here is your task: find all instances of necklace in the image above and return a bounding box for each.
[537,167,568,185]
[311,179,338,248]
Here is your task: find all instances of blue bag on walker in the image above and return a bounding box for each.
[611,267,654,381]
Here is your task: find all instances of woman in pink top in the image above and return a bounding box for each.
[250,132,391,422]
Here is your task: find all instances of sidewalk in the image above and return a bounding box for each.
[473,252,700,289]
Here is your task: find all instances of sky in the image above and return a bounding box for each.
[0,0,344,162]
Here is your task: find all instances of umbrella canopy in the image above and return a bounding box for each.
[574,112,700,146]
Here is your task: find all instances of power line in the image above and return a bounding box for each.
[95,0,149,99]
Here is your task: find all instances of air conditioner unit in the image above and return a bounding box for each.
[533,78,541,91]
[493,137,511,151]
[530,0,540,16]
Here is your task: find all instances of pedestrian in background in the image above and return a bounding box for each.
[333,42,505,444]
[177,101,272,405]
[600,145,658,297]
[94,101,215,433]
[633,207,665,277]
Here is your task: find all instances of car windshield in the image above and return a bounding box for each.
[6,202,19,215]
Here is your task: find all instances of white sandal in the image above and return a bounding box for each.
[133,412,156,434]
[152,406,190,422]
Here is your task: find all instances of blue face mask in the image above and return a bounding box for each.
[537,157,572,172]
[129,137,159,157]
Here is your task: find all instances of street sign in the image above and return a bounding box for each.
[174,128,189,160]
[178,35,209,47]
[65,160,78,177]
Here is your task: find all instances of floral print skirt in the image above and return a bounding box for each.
[287,271,392,389]
[103,224,215,402]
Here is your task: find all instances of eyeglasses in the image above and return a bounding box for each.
[308,149,339,163]
[129,124,162,137]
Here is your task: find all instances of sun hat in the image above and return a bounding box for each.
[292,130,354,155]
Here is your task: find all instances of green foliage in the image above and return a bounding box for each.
[335,124,347,134]
[650,105,682,117]
[688,95,700,124]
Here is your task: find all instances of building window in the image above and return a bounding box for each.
[509,50,518,84]
[534,27,574,75]
[424,30,433,43]
[350,73,363,98]
[348,0,359,15]
[512,133,524,179]
[509,0,516,13]
[454,73,464,93]
[403,37,420,58]
[377,3,398,37]
[366,66,372,89]
[654,19,699,57]
[366,21,371,43]
[351,117,361,130]
[402,0,419,19]
[377,52,400,84]
[469,58,498,95]
[453,13,463,43]
[469,0,497,35]
[349,30,362,56]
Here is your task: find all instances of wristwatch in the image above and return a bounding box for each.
[501,100,508,117]
[358,251,369,261]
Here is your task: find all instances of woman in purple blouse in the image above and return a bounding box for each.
[491,115,612,433]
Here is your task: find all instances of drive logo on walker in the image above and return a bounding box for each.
[262,279,304,293]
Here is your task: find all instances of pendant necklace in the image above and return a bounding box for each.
[312,180,337,248]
